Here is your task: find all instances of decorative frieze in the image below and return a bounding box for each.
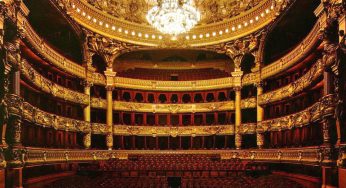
[91,98,256,113]
[260,94,336,132]
[259,59,325,105]
[21,59,89,105]
[23,146,323,166]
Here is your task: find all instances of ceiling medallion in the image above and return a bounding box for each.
[146,0,201,36]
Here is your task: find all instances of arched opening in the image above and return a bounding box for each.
[182,94,191,103]
[206,93,215,102]
[194,93,203,103]
[240,53,256,74]
[147,93,155,103]
[135,93,144,102]
[159,94,167,103]
[170,94,178,103]
[92,54,107,74]
[218,92,227,101]
[122,92,131,102]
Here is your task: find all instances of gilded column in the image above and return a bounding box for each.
[234,86,242,149]
[322,71,333,146]
[256,82,264,148]
[82,81,92,149]
[232,71,243,149]
[6,35,23,148]
[104,68,116,150]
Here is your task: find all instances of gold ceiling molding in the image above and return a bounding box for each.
[22,147,323,166]
[87,0,263,26]
[58,0,289,47]
[259,58,324,105]
[91,98,257,113]
[19,5,323,91]
[21,59,89,105]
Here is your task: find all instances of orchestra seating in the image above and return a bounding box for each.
[44,174,303,188]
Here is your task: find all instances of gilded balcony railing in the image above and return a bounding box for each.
[91,98,257,113]
[21,59,89,105]
[22,147,323,166]
[260,94,335,132]
[14,94,335,135]
[22,102,90,133]
[22,18,86,78]
[261,19,322,79]
[259,58,324,105]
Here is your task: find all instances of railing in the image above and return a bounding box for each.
[22,17,86,78]
[22,102,90,133]
[260,94,335,132]
[20,100,256,135]
[91,98,257,112]
[21,59,89,105]
[261,19,322,79]
[17,93,335,135]
[22,146,323,166]
[259,59,324,105]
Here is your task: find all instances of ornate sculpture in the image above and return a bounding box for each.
[86,32,139,68]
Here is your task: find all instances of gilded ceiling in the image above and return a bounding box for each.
[87,0,263,25]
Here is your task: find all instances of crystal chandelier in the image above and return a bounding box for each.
[146,0,201,36]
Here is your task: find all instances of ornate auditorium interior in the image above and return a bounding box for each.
[0,0,345,187]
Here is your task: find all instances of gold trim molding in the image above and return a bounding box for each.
[260,94,336,132]
[91,98,257,113]
[259,58,324,105]
[61,0,284,47]
[21,59,89,105]
[23,146,324,166]
[20,11,322,91]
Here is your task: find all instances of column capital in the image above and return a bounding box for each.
[106,85,114,91]
[81,80,93,88]
[104,68,117,86]
[254,81,264,88]
[234,86,242,92]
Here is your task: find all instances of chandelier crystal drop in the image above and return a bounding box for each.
[146,0,201,36]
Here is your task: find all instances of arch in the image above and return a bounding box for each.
[122,92,131,102]
[170,94,178,103]
[194,93,203,103]
[240,53,256,74]
[217,92,227,101]
[159,94,167,103]
[182,94,191,103]
[206,93,215,102]
[92,54,107,73]
[135,93,144,102]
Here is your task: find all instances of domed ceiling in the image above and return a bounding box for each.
[87,0,262,25]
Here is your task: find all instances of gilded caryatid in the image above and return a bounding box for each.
[86,32,139,68]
